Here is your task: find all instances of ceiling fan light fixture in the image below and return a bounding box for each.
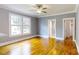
[37,10,42,14]
[32,4,47,14]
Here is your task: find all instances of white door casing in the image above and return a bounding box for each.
[48,19,56,38]
[63,17,75,41]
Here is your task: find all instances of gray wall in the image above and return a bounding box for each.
[76,5,79,53]
[0,9,9,36]
[0,8,38,43]
[0,8,76,44]
[38,13,76,39]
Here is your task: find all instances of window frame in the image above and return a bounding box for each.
[22,16,31,35]
[9,13,31,37]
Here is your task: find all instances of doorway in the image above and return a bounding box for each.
[48,19,56,38]
[63,18,75,41]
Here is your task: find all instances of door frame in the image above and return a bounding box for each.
[63,17,75,41]
[48,19,56,38]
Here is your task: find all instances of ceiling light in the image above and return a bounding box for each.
[32,4,47,14]
[37,10,42,14]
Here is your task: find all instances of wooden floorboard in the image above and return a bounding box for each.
[0,37,78,55]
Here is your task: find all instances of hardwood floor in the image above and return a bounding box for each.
[0,37,78,55]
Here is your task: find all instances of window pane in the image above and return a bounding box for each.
[11,14,22,25]
[23,26,31,34]
[23,17,31,25]
[11,26,21,36]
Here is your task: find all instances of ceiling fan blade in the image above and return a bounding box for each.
[36,4,43,9]
[42,11,47,13]
[42,7,47,10]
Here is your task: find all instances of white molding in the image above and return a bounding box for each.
[75,4,79,12]
[39,11,76,18]
[48,19,56,38]
[56,37,64,40]
[0,35,64,47]
[74,40,79,54]
[39,35,49,38]
[0,35,39,46]
[63,17,75,41]
[39,35,63,40]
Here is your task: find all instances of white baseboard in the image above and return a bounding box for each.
[56,37,64,40]
[0,35,63,46]
[0,35,38,46]
[38,35,49,38]
[74,40,79,54]
[38,35,63,40]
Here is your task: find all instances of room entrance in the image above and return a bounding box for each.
[48,19,56,38]
[63,18,75,41]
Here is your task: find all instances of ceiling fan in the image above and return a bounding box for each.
[33,4,47,14]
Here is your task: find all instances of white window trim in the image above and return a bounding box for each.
[22,16,31,35]
[9,13,31,37]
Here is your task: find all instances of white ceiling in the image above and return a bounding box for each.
[0,4,76,17]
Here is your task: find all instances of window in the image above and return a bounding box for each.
[9,13,31,36]
[23,17,31,34]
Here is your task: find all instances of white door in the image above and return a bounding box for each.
[63,18,75,41]
[48,19,56,38]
